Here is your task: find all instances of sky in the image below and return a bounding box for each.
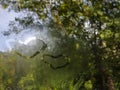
[0,6,18,52]
[0,6,42,52]
[0,5,57,53]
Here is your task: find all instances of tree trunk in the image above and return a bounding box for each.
[92,29,115,90]
[93,61,115,90]
[107,76,115,90]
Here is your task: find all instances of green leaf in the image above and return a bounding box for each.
[97,11,103,16]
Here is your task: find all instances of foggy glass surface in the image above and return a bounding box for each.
[0,5,74,90]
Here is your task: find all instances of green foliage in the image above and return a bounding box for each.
[0,0,120,90]
[84,80,92,90]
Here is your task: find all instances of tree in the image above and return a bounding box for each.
[0,0,120,90]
